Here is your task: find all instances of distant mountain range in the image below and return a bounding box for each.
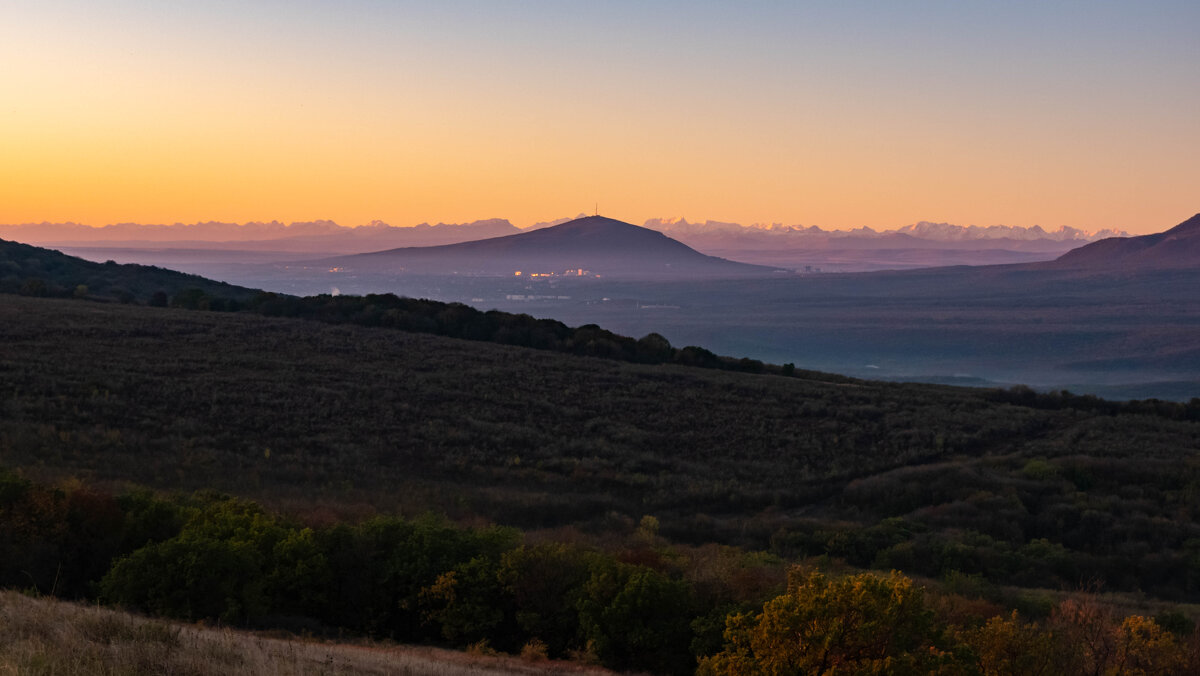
[644,217,1125,242]
[1047,213,1200,270]
[1,220,348,242]
[635,218,1132,270]
[3,216,1143,273]
[316,216,781,278]
[2,217,1123,247]
[0,219,521,253]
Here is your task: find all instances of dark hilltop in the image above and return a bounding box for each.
[313,215,785,278]
[1048,213,1200,271]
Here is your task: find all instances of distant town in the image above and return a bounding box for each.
[514,269,595,278]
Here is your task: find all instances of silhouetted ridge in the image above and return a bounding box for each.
[1050,213,1200,270]
[0,237,258,304]
[1165,213,1200,235]
[317,215,782,278]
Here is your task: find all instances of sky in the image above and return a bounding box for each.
[2,1,1197,234]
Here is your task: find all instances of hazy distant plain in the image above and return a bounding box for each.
[57,246,1200,401]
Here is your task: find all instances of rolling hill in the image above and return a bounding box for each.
[3,295,1200,600]
[1049,213,1200,270]
[5,265,1200,672]
[316,216,783,278]
[0,237,260,304]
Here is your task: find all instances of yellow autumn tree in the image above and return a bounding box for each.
[966,611,1061,676]
[698,567,962,676]
[1048,599,1192,676]
[1111,615,1184,676]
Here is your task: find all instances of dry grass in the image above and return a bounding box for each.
[0,591,620,676]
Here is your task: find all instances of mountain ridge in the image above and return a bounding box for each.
[0,219,522,253]
[3,217,1127,245]
[1048,213,1200,270]
[642,217,1128,242]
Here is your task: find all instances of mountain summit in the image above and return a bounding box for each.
[1050,213,1200,270]
[320,215,782,278]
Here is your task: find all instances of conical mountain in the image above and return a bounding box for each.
[1050,213,1200,270]
[319,215,782,278]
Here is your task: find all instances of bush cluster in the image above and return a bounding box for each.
[0,471,704,673]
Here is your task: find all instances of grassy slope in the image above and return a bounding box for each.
[0,591,615,676]
[6,296,1200,596]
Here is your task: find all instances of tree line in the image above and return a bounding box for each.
[4,469,1200,675]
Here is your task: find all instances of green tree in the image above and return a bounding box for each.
[100,498,287,623]
[499,543,596,657]
[315,516,518,640]
[19,277,46,297]
[420,555,514,648]
[578,561,695,674]
[170,288,211,310]
[636,332,674,363]
[266,527,331,618]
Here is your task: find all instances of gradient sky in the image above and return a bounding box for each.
[3,1,1197,234]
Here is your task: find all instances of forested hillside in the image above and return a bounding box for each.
[6,295,1200,672]
[4,296,1200,599]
